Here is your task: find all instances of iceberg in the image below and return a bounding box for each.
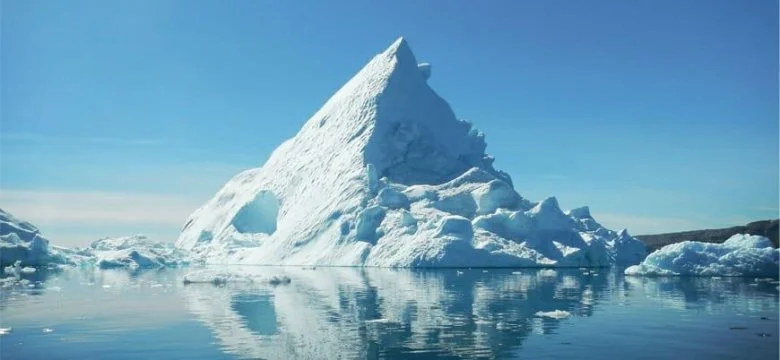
[625,234,779,277]
[175,37,647,267]
[85,235,190,269]
[0,209,188,270]
[0,208,74,267]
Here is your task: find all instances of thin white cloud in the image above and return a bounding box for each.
[1,132,161,146]
[0,190,201,226]
[753,206,779,213]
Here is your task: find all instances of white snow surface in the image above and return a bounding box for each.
[175,37,647,267]
[625,234,779,277]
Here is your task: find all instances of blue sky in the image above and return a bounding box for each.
[2,0,777,246]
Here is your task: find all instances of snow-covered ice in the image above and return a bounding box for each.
[1,208,191,270]
[0,208,75,267]
[172,37,647,268]
[86,235,189,269]
[625,234,779,277]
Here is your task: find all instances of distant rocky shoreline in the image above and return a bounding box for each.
[636,219,779,252]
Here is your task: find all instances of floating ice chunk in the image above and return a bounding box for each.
[96,249,166,269]
[535,310,571,319]
[0,327,11,335]
[625,234,779,277]
[42,328,53,333]
[182,269,291,286]
[90,235,189,269]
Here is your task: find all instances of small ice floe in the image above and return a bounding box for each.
[365,318,391,324]
[42,328,54,333]
[102,285,112,289]
[456,271,464,276]
[482,270,488,273]
[0,328,12,335]
[150,283,164,288]
[48,286,63,292]
[20,267,36,274]
[511,271,522,275]
[535,310,572,320]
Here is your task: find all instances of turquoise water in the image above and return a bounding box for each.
[1,267,778,359]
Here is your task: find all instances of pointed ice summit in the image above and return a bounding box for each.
[175,38,647,267]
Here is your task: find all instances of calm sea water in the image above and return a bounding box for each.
[1,266,777,359]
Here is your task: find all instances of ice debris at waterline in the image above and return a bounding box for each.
[3,261,36,276]
[625,234,780,277]
[0,208,75,267]
[175,37,647,268]
[182,269,291,286]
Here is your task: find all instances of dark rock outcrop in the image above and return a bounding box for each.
[637,219,779,252]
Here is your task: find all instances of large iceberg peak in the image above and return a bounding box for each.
[175,38,648,268]
[382,37,415,62]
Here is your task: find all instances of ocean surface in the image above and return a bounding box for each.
[1,266,778,359]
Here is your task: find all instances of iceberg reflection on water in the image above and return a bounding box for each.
[1,267,777,359]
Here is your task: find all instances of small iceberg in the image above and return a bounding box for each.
[625,234,779,277]
[535,310,571,319]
